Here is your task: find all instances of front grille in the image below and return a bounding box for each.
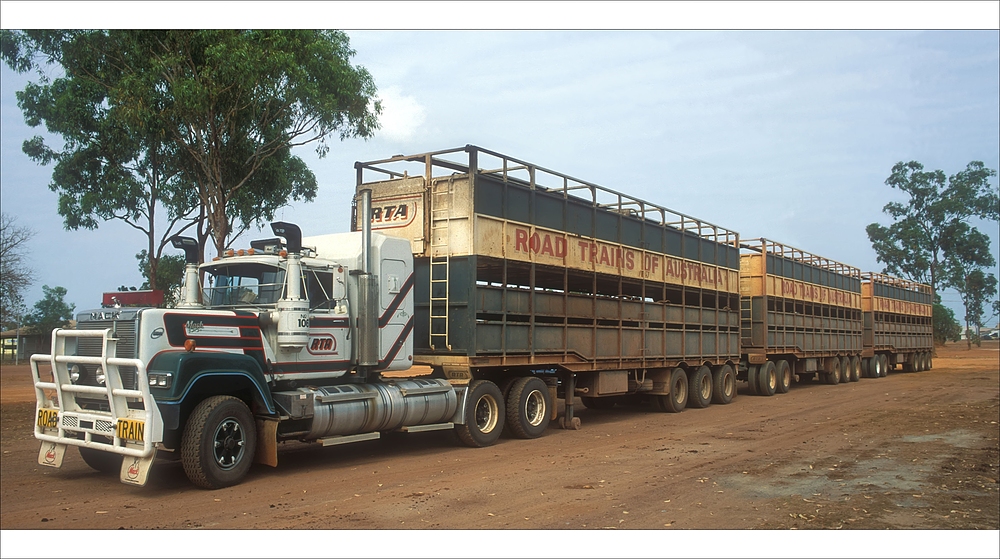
[76,319,138,390]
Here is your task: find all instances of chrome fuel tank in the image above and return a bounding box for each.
[273,378,457,440]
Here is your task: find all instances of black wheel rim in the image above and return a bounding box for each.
[213,417,246,470]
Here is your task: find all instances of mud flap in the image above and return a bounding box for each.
[255,417,279,467]
[37,441,66,468]
[120,446,157,487]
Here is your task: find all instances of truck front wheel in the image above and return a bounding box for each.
[182,395,257,489]
[455,380,505,448]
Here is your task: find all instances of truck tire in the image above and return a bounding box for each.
[849,355,861,382]
[870,355,883,378]
[506,376,550,439]
[757,361,777,396]
[861,358,871,378]
[687,366,712,408]
[181,395,257,490]
[79,445,122,474]
[775,360,791,394]
[746,365,760,395]
[824,358,841,385]
[581,396,617,410]
[654,368,687,413]
[839,356,851,384]
[926,353,933,370]
[879,354,890,377]
[711,365,735,405]
[455,380,505,447]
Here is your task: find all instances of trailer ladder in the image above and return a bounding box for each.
[429,176,454,350]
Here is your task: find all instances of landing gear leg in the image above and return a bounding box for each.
[559,372,581,430]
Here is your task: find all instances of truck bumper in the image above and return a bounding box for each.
[31,328,164,486]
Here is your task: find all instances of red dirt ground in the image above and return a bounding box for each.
[1,342,997,556]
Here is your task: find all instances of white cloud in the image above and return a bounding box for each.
[374,85,426,142]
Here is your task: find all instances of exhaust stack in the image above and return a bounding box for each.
[271,222,309,351]
[170,236,202,308]
[357,189,379,368]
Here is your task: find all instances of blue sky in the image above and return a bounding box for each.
[1,4,998,326]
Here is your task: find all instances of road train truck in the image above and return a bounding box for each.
[29,145,931,490]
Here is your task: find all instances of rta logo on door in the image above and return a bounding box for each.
[307,335,339,355]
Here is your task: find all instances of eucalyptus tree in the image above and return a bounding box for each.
[866,160,998,343]
[2,30,380,272]
[941,223,998,347]
[866,160,998,293]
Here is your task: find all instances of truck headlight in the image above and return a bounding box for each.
[69,364,81,383]
[95,366,106,386]
[148,372,173,389]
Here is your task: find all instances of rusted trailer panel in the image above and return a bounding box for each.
[861,272,933,377]
[355,145,742,422]
[739,238,863,394]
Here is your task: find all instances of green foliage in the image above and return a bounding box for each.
[866,160,999,293]
[23,285,75,336]
[941,221,998,348]
[932,302,962,344]
[1,29,380,268]
[0,213,35,329]
[136,251,186,307]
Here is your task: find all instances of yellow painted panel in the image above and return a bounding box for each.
[475,216,740,293]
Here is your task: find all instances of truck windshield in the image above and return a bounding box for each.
[203,264,286,308]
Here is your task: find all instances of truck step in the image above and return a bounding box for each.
[398,422,454,433]
[318,432,380,447]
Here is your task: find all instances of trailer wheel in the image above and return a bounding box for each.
[757,361,777,396]
[79,445,122,474]
[654,368,688,413]
[861,358,871,378]
[687,366,713,408]
[506,377,550,439]
[824,358,841,385]
[181,395,256,490]
[838,356,851,384]
[926,353,932,370]
[711,365,735,405]
[879,354,890,377]
[849,356,861,382]
[581,396,617,410]
[871,355,883,378]
[775,360,792,394]
[455,380,505,447]
[746,365,759,395]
